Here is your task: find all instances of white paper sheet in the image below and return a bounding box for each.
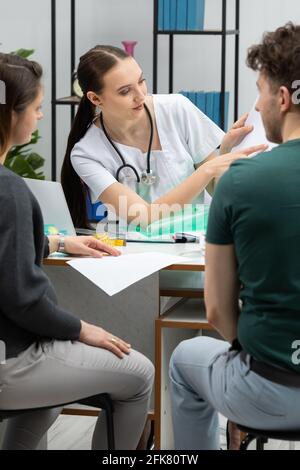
[232,99,278,153]
[67,252,185,296]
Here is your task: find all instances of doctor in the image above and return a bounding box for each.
[61,45,266,229]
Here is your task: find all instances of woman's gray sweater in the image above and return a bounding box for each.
[0,165,81,359]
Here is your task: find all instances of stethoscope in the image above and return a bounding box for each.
[100,103,157,186]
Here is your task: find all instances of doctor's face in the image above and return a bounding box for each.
[98,57,148,120]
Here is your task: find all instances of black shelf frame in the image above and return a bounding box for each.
[51,0,77,181]
[152,0,240,130]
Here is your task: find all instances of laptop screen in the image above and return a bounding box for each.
[23,178,76,236]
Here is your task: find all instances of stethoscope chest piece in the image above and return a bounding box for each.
[140,169,157,186]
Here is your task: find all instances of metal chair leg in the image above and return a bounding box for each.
[78,393,115,450]
[104,403,115,450]
[256,436,268,450]
[146,420,155,450]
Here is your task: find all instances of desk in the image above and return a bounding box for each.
[43,242,209,449]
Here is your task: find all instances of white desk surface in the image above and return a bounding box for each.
[44,242,205,270]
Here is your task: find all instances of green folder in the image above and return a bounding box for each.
[127,204,209,239]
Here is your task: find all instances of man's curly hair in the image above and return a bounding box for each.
[247,22,300,94]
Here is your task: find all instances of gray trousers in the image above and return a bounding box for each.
[0,340,154,450]
[169,337,300,450]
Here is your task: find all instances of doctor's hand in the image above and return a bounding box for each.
[220,113,254,154]
[79,321,131,358]
[204,144,268,180]
[63,235,121,258]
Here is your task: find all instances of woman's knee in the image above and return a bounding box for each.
[128,350,155,395]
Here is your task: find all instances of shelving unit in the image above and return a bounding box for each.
[51,0,79,181]
[152,0,240,129]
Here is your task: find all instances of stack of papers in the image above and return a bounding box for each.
[232,99,277,154]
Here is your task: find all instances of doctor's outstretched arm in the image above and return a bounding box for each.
[99,144,266,228]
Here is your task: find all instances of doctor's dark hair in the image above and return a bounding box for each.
[0,53,42,156]
[61,45,129,229]
[247,22,300,100]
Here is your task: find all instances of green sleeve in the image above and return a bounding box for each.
[206,170,234,245]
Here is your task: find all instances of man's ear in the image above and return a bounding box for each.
[279,86,292,112]
[86,91,102,107]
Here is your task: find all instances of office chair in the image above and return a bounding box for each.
[0,393,115,450]
[237,424,300,450]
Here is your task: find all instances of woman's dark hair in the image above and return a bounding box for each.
[61,45,129,229]
[247,22,300,97]
[0,53,42,156]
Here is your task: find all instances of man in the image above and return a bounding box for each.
[169,22,300,450]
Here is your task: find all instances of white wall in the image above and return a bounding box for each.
[1,0,300,180]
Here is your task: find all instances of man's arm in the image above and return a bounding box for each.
[204,243,240,342]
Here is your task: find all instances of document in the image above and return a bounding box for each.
[67,252,185,296]
[232,99,278,153]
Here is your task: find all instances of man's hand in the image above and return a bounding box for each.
[48,235,121,257]
[79,321,131,358]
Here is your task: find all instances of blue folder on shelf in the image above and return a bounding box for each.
[224,91,230,131]
[212,91,230,130]
[158,0,164,30]
[176,0,187,30]
[213,91,220,126]
[196,0,205,30]
[187,0,197,30]
[189,91,197,106]
[196,91,206,112]
[163,0,170,30]
[205,91,214,121]
[179,90,188,99]
[170,0,177,30]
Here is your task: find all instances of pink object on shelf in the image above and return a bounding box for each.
[122,41,137,57]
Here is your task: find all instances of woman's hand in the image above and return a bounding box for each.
[203,144,268,179]
[220,113,254,154]
[79,321,131,358]
[63,235,121,257]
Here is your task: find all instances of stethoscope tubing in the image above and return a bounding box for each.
[100,103,154,183]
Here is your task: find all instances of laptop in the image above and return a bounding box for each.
[23,178,76,236]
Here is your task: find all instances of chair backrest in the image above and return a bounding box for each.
[86,196,108,224]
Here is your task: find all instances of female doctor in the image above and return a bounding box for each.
[61,45,266,229]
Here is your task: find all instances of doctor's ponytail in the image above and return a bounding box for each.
[61,95,95,229]
[61,45,129,229]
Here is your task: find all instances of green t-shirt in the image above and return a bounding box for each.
[206,139,300,372]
